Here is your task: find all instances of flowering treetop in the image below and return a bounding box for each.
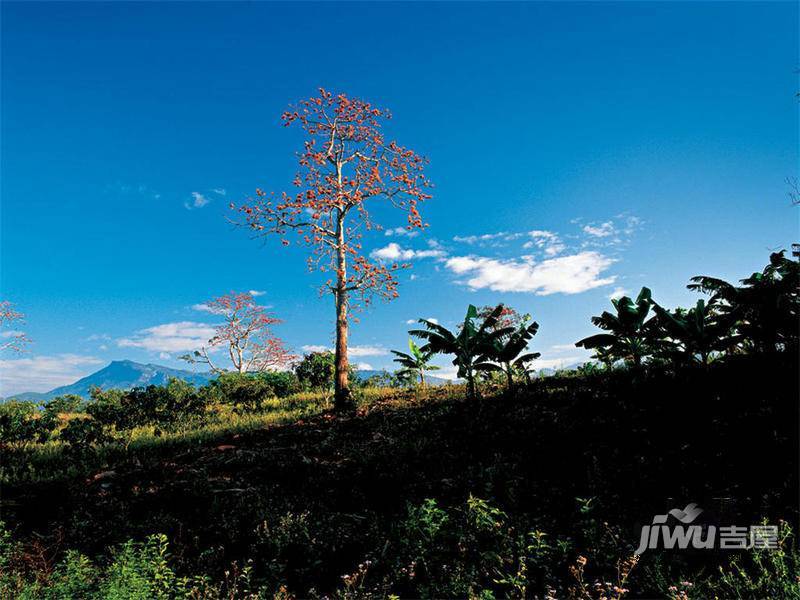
[0,300,30,354]
[181,292,295,374]
[234,88,432,305]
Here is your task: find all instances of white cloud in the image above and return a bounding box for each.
[350,345,387,357]
[582,221,615,238]
[608,286,629,300]
[184,192,210,210]
[213,188,227,196]
[158,352,171,360]
[405,317,438,325]
[300,344,330,353]
[445,251,616,295]
[0,354,104,397]
[117,321,216,353]
[355,362,374,370]
[525,230,566,256]
[191,303,217,314]
[300,344,387,357]
[385,226,419,238]
[371,242,445,261]
[248,290,266,297]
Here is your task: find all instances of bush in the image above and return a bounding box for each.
[59,416,109,456]
[44,394,84,414]
[255,371,302,398]
[208,372,276,413]
[294,351,335,390]
[0,400,58,445]
[86,379,209,433]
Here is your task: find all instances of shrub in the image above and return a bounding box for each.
[0,400,58,445]
[59,416,109,456]
[256,371,302,398]
[208,372,276,413]
[295,351,336,390]
[43,394,84,414]
[86,379,209,433]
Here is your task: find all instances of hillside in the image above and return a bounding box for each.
[2,354,797,598]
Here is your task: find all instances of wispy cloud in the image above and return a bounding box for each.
[248,289,266,297]
[106,182,161,201]
[85,333,112,342]
[213,188,227,196]
[371,242,445,261]
[300,344,388,357]
[117,321,216,353]
[445,251,616,295]
[0,354,104,396]
[523,230,566,256]
[385,226,419,238]
[453,232,523,245]
[184,192,210,210]
[582,221,615,238]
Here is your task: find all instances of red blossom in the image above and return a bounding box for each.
[183,292,296,374]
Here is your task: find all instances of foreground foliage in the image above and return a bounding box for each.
[1,352,797,598]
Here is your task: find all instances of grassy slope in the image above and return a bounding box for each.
[2,355,798,596]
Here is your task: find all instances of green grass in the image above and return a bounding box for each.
[1,392,329,485]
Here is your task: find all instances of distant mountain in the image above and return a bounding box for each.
[8,360,213,402]
[355,369,456,387]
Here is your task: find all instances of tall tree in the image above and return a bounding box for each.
[236,89,431,410]
[180,292,295,374]
[0,301,30,353]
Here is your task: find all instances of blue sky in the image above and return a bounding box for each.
[1,2,797,395]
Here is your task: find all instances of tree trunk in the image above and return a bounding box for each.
[333,213,353,411]
[505,364,514,390]
[334,287,351,410]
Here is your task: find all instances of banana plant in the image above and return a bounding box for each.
[575,287,654,366]
[410,304,510,399]
[487,319,541,388]
[688,251,799,354]
[390,338,440,386]
[651,299,739,365]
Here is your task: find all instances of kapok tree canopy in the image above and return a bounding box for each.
[180,292,295,374]
[235,89,432,410]
[0,301,30,354]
